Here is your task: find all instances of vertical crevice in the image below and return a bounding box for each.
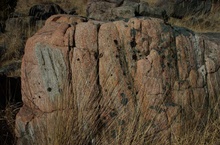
[94,23,103,144]
[67,25,75,86]
[172,28,181,81]
[202,39,210,115]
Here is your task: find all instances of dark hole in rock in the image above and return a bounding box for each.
[114,40,118,45]
[120,93,126,98]
[77,58,80,61]
[94,52,99,59]
[0,75,22,145]
[116,46,121,50]
[110,111,118,118]
[132,54,137,61]
[38,96,41,98]
[121,97,128,106]
[145,50,150,56]
[47,87,52,92]
[130,39,137,48]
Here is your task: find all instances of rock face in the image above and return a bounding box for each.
[86,0,215,21]
[15,14,220,144]
[0,0,219,77]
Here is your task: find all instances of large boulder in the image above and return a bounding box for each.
[15,14,220,144]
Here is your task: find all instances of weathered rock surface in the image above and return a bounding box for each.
[1,0,219,77]
[15,14,220,144]
[86,0,215,21]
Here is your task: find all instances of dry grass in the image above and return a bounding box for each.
[169,16,220,33]
[0,64,219,144]
[3,99,220,145]
[20,97,220,144]
[169,2,220,33]
[11,65,220,145]
[0,103,22,145]
[140,0,220,32]
[0,88,22,145]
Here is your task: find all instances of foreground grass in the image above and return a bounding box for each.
[3,97,220,145]
[6,68,220,145]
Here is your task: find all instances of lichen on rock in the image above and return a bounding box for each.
[15,14,220,144]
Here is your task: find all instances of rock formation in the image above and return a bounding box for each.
[0,0,218,77]
[15,14,220,144]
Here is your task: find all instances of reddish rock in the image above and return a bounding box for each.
[16,15,220,144]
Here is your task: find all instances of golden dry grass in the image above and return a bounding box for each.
[169,2,220,33]
[8,67,220,145]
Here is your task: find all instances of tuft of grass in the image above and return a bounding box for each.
[0,103,22,145]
